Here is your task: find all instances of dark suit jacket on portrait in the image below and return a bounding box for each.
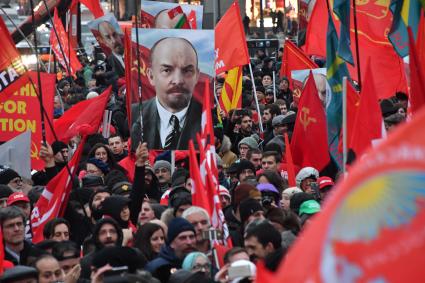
[130,97,202,151]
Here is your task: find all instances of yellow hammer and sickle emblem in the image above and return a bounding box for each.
[300,107,317,131]
[31,141,39,160]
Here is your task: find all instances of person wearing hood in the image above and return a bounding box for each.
[101,195,136,246]
[145,217,197,283]
[215,128,237,171]
[79,217,123,279]
[295,167,319,194]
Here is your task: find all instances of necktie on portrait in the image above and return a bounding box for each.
[164,115,181,149]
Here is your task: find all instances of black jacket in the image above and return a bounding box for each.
[130,97,202,151]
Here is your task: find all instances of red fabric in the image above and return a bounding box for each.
[201,79,215,145]
[54,87,111,143]
[349,61,383,158]
[0,17,21,71]
[291,72,330,171]
[272,103,425,282]
[124,28,133,131]
[0,227,3,275]
[214,1,250,74]
[284,133,296,187]
[50,8,82,77]
[0,72,55,170]
[302,0,327,58]
[189,140,211,212]
[280,40,318,87]
[71,0,104,18]
[408,27,425,115]
[31,139,85,243]
[187,10,197,29]
[338,82,360,154]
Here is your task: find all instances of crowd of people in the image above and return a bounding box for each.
[0,16,410,283]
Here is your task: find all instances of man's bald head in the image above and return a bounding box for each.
[98,21,123,55]
[149,37,199,69]
[147,37,200,113]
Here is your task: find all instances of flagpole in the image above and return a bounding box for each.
[41,0,73,76]
[248,63,264,133]
[134,5,144,147]
[29,0,47,145]
[352,0,362,90]
[272,70,277,102]
[342,76,347,173]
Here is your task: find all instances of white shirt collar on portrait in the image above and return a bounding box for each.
[156,97,190,148]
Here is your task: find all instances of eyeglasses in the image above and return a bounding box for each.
[192,263,211,271]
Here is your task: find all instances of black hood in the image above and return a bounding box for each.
[93,218,123,250]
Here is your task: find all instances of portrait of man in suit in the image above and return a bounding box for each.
[131,36,203,150]
[98,20,125,77]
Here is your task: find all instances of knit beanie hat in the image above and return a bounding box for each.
[239,198,263,224]
[236,160,256,178]
[86,158,110,175]
[0,166,20,185]
[0,185,13,199]
[167,217,195,244]
[238,137,259,150]
[51,141,67,155]
[153,160,171,172]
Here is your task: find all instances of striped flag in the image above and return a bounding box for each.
[219,66,243,115]
[389,0,422,57]
[326,13,351,168]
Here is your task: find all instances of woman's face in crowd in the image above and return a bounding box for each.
[150,228,165,254]
[258,175,270,184]
[139,202,155,225]
[281,193,290,211]
[120,205,130,222]
[95,147,108,163]
[192,256,210,277]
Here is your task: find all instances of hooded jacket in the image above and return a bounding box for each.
[218,135,237,170]
[145,244,182,283]
[80,218,124,279]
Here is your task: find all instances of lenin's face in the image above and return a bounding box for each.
[99,21,124,55]
[148,38,200,113]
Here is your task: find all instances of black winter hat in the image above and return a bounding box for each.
[167,217,195,245]
[0,166,20,185]
[101,195,131,228]
[51,141,67,155]
[0,184,13,198]
[92,246,146,272]
[236,160,256,177]
[289,192,315,215]
[239,198,263,224]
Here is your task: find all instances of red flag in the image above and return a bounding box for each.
[417,13,425,72]
[124,28,133,131]
[284,133,296,187]
[189,140,211,213]
[215,1,250,74]
[0,227,3,275]
[54,87,111,143]
[0,16,25,87]
[408,27,425,114]
[31,139,85,243]
[187,10,197,29]
[302,0,327,58]
[280,40,318,87]
[70,0,104,18]
[349,62,384,159]
[291,72,330,171]
[50,8,82,77]
[271,100,425,282]
[338,81,360,154]
[201,80,215,146]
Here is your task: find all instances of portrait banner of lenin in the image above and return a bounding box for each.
[130,29,214,151]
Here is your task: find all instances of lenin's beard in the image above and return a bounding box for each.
[165,86,192,111]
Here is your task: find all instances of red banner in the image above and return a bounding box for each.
[0,72,55,170]
[50,8,82,77]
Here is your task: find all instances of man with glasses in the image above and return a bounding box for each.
[153,160,172,194]
[0,206,39,265]
[0,166,24,192]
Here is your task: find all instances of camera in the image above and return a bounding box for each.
[261,196,274,207]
